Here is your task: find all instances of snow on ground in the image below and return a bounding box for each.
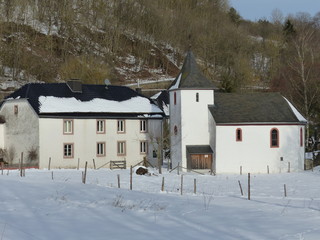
[1,168,320,240]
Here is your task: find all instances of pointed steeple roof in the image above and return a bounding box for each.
[169,51,216,90]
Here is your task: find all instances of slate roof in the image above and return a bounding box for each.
[153,90,169,113]
[186,145,213,154]
[209,92,306,124]
[3,83,164,118]
[169,51,216,90]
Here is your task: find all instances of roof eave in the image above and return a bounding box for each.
[216,121,307,126]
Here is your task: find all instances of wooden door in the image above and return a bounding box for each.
[191,154,212,169]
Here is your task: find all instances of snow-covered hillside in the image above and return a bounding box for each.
[1,168,320,239]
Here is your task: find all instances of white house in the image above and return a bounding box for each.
[168,51,307,174]
[0,81,164,169]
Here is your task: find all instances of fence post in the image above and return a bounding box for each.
[240,166,242,175]
[284,184,287,197]
[288,162,290,173]
[83,161,88,184]
[51,171,54,180]
[161,177,164,192]
[77,158,80,170]
[130,166,133,190]
[238,180,243,196]
[248,173,251,200]
[194,178,196,194]
[180,174,183,195]
[48,157,51,170]
[93,159,96,170]
[267,165,269,174]
[20,152,23,177]
[117,174,120,188]
[177,162,180,175]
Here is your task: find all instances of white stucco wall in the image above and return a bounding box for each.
[169,90,182,169]
[0,99,39,165]
[39,118,162,169]
[215,125,305,174]
[170,89,214,170]
[0,124,4,149]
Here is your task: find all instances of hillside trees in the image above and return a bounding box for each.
[271,13,320,142]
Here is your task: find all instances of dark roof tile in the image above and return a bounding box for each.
[169,51,216,90]
[4,83,164,117]
[209,92,305,124]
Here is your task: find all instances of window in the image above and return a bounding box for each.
[153,150,157,158]
[64,143,74,158]
[140,141,148,154]
[270,128,279,148]
[174,92,177,105]
[63,120,73,134]
[117,141,126,155]
[97,120,105,133]
[196,93,199,102]
[236,128,242,141]
[174,125,178,135]
[117,120,125,133]
[14,105,18,115]
[300,128,303,147]
[97,142,106,156]
[140,120,147,132]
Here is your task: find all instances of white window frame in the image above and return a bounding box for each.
[140,120,147,133]
[63,143,74,158]
[117,141,126,155]
[63,119,73,134]
[97,142,106,156]
[117,120,125,133]
[97,120,105,134]
[140,141,148,154]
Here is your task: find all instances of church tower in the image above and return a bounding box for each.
[169,51,216,171]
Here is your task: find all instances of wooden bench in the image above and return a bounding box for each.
[110,160,126,170]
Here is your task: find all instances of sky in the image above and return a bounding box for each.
[229,0,320,21]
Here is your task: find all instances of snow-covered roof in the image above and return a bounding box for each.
[39,96,162,114]
[4,83,164,118]
[284,98,307,122]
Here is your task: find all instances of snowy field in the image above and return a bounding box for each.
[1,167,320,240]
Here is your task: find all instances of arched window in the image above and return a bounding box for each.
[236,128,242,141]
[270,128,279,148]
[300,127,303,147]
[174,92,177,105]
[174,125,178,135]
[196,93,199,102]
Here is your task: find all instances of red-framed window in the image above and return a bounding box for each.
[97,142,106,157]
[96,120,105,134]
[300,127,303,147]
[236,128,242,142]
[270,128,279,148]
[63,143,74,158]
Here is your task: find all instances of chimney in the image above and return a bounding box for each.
[67,79,82,93]
[136,87,142,94]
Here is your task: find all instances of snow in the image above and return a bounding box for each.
[151,92,161,99]
[1,168,320,239]
[39,96,163,114]
[169,73,181,90]
[162,103,169,116]
[284,97,307,122]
